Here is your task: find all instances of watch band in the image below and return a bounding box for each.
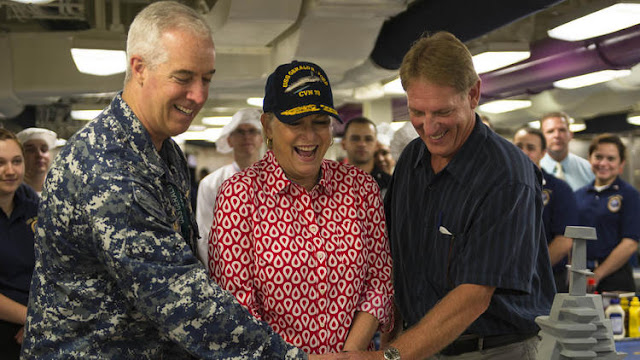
[383,346,401,360]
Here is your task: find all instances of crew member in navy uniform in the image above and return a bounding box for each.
[513,126,577,293]
[0,128,39,360]
[576,133,640,293]
[341,116,392,196]
[20,2,308,359]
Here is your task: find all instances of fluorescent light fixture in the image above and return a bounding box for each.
[553,69,631,89]
[383,78,405,95]
[548,3,640,41]
[247,97,264,107]
[472,51,530,74]
[528,120,541,129]
[188,125,206,131]
[628,114,640,125]
[570,123,587,132]
[71,48,126,76]
[469,42,530,74]
[202,116,232,126]
[173,128,224,143]
[478,100,532,114]
[10,0,56,4]
[71,110,102,121]
[390,121,408,131]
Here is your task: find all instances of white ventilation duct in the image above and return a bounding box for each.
[207,0,406,100]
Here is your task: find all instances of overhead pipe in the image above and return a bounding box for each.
[480,24,640,100]
[94,0,106,31]
[110,0,124,32]
[369,0,563,70]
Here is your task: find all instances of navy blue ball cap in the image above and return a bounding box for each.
[263,60,343,124]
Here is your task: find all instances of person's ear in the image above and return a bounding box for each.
[260,114,271,136]
[130,55,146,86]
[468,79,481,109]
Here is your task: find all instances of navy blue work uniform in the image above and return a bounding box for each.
[0,184,38,359]
[576,177,640,292]
[385,116,555,345]
[542,170,578,293]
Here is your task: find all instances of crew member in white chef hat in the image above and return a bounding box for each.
[195,108,263,265]
[16,128,58,196]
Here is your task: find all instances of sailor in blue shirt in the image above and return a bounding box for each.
[513,126,578,293]
[575,133,640,292]
[0,129,39,360]
[335,32,554,360]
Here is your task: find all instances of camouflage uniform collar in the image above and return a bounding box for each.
[110,93,166,177]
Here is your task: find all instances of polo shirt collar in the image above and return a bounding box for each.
[412,114,487,183]
[262,151,334,196]
[541,168,549,186]
[413,139,427,169]
[586,176,622,193]
[6,190,26,222]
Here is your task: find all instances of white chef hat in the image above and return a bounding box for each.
[390,121,419,161]
[376,123,394,147]
[216,108,262,154]
[16,127,58,150]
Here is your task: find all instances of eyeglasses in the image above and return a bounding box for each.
[231,129,261,137]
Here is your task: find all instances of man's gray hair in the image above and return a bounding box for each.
[124,1,212,84]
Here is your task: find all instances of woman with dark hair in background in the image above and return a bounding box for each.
[576,133,640,292]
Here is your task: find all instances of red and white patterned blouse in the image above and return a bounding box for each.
[209,151,393,354]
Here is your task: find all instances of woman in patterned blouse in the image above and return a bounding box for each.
[208,61,394,355]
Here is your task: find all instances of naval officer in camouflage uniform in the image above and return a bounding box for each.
[21,2,307,359]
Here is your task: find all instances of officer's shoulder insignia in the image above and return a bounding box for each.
[542,189,551,206]
[608,194,623,213]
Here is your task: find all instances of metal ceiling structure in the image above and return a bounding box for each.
[1,0,639,136]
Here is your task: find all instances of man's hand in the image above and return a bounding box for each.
[15,326,24,344]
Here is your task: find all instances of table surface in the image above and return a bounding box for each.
[616,338,640,359]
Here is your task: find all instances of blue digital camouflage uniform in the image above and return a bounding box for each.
[21,93,306,360]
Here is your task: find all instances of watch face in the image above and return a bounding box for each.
[384,347,401,360]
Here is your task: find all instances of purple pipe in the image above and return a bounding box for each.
[480,24,640,100]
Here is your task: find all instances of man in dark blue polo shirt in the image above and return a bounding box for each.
[331,32,554,360]
[514,126,578,293]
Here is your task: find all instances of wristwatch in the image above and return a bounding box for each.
[383,347,401,360]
